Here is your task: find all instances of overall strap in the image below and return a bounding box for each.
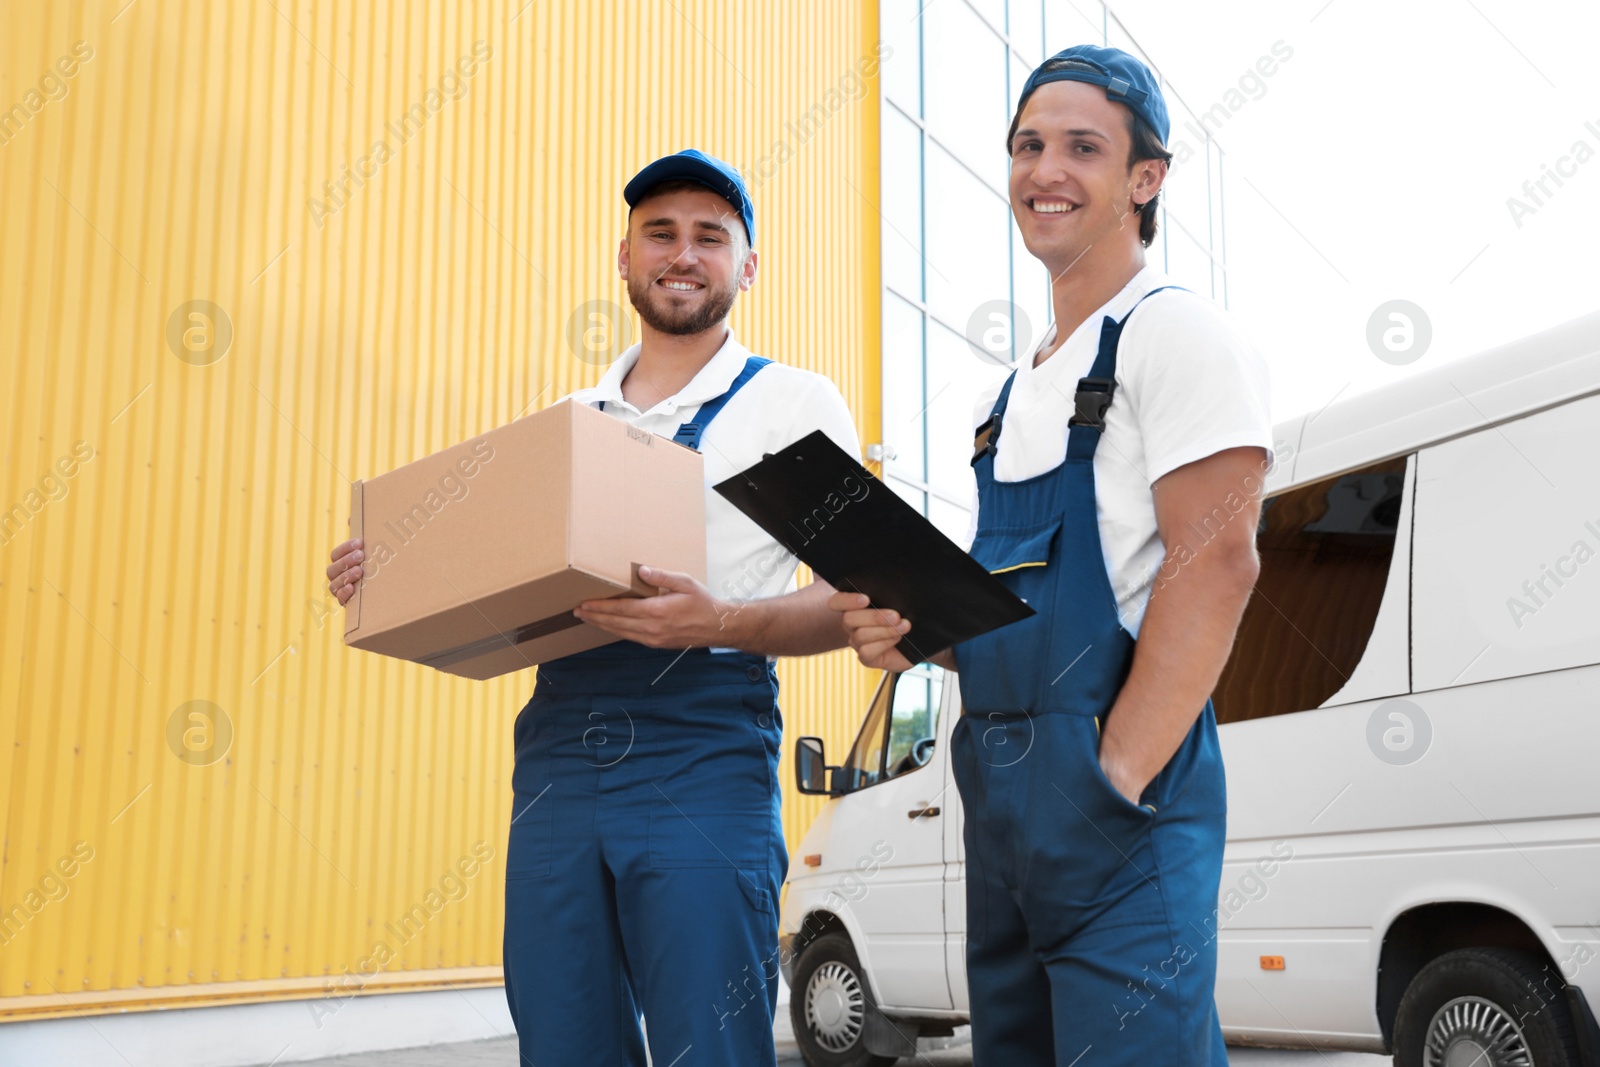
[674,355,772,451]
[970,371,1018,469]
[1065,285,1186,461]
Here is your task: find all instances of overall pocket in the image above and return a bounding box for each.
[648,809,772,870]
[505,782,554,880]
[959,518,1062,710]
[1089,714,1161,819]
[1019,716,1163,930]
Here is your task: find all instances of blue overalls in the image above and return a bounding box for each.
[503,357,788,1066]
[951,290,1230,1065]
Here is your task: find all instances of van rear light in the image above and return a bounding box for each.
[1260,956,1286,970]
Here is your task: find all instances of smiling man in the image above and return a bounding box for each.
[327,149,859,1066]
[834,46,1273,1064]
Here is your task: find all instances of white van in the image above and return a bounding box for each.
[778,311,1600,1066]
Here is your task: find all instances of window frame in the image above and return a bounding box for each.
[837,667,944,795]
[1213,453,1413,726]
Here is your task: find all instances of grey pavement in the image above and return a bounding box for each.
[266,1028,1390,1066]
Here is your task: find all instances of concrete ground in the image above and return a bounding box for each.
[267,1024,1390,1066]
[258,974,1390,1067]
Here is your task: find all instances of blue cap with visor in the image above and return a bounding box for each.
[1014,44,1170,145]
[623,149,755,247]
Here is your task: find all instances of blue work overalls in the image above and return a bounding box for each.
[951,290,1230,1065]
[503,358,788,1066]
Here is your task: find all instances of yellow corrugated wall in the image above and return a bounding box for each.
[0,0,882,1020]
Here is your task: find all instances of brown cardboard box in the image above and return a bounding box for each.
[343,400,706,679]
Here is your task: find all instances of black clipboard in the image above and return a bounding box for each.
[714,431,1034,661]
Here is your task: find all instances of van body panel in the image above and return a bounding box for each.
[1292,309,1600,490]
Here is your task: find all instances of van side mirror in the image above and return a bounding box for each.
[795,736,837,796]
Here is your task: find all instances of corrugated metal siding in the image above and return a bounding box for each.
[0,0,881,1019]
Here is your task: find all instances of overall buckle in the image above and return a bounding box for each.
[971,412,1003,466]
[1068,377,1116,431]
[672,422,703,450]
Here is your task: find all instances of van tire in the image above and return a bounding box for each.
[790,932,896,1067]
[1393,947,1581,1066]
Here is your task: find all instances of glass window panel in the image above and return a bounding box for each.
[1209,143,1228,306]
[1046,0,1103,50]
[1105,16,1154,72]
[1162,220,1214,296]
[925,316,1008,503]
[1007,53,1031,130]
[884,670,942,780]
[881,107,925,299]
[928,496,973,545]
[923,141,1011,324]
[1011,231,1049,364]
[967,0,1006,33]
[1162,165,1208,240]
[1213,458,1410,724]
[882,294,928,482]
[1162,137,1211,253]
[880,0,923,116]
[885,473,929,517]
[1166,95,1208,175]
[1010,215,1050,362]
[923,0,1010,190]
[1008,0,1043,66]
[842,675,894,791]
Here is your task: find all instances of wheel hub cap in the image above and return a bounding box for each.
[805,960,866,1053]
[1424,995,1533,1067]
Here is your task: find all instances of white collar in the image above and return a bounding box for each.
[571,328,753,417]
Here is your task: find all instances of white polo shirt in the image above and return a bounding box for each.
[567,329,862,603]
[969,266,1273,637]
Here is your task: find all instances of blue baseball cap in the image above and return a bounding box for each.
[1014,44,1170,145]
[623,149,755,247]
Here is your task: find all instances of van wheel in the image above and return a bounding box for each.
[790,933,895,1067]
[1393,948,1581,1066]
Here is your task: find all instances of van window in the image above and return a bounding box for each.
[840,675,893,792]
[839,668,944,792]
[885,669,943,779]
[1213,456,1408,725]
[1412,393,1600,689]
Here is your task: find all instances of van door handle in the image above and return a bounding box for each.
[907,806,941,819]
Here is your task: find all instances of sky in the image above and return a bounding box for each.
[1089,0,1600,420]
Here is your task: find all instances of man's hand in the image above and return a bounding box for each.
[1098,749,1148,807]
[827,591,917,673]
[327,536,364,605]
[573,566,736,649]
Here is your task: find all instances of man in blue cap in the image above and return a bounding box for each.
[327,150,860,1064]
[835,45,1273,1063]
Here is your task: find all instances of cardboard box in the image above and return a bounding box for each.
[343,400,706,679]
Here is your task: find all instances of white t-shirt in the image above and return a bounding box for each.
[969,267,1273,637]
[567,329,862,603]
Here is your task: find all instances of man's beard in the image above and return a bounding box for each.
[627,270,740,336]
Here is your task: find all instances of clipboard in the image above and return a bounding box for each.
[714,431,1035,661]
